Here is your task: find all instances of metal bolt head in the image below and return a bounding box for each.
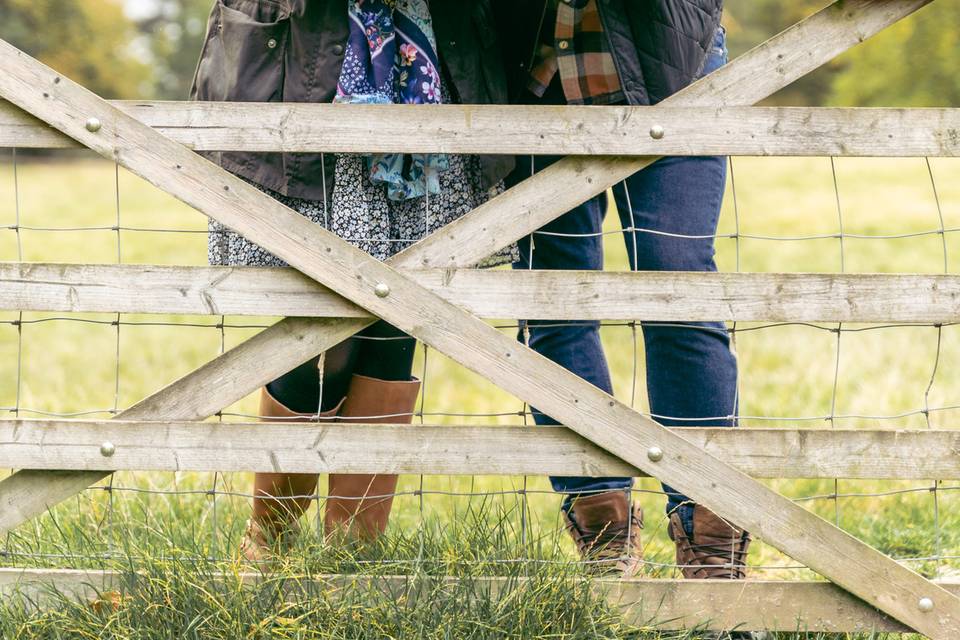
[647,446,664,462]
[374,282,391,298]
[649,125,665,140]
[85,117,102,133]
[918,597,935,613]
[100,442,116,458]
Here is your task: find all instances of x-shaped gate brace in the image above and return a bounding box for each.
[0,0,953,636]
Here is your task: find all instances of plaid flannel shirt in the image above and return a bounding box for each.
[527,0,624,105]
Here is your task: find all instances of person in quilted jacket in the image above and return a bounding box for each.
[496,0,750,586]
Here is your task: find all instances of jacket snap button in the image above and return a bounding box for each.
[267,38,278,49]
[333,44,345,55]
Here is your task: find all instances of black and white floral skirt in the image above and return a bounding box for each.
[208,153,517,269]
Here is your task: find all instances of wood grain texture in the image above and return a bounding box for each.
[0,2,948,634]
[2,263,960,323]
[2,568,959,633]
[2,101,958,156]
[2,421,959,480]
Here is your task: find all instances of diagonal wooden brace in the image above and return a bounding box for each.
[0,0,931,536]
[0,0,954,636]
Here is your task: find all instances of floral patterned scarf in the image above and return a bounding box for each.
[336,0,448,201]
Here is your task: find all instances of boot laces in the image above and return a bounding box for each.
[686,536,749,578]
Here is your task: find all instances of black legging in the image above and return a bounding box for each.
[266,321,417,413]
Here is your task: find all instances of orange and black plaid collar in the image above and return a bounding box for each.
[527,0,625,105]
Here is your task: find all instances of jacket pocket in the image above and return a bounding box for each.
[191,0,290,103]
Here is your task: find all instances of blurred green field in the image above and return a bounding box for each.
[1,153,959,638]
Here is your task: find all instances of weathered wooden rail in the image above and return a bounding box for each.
[2,101,959,156]
[0,265,959,323]
[1,0,958,636]
[2,421,959,480]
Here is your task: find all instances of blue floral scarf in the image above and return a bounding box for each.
[336,0,448,201]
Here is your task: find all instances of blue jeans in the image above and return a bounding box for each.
[511,29,735,528]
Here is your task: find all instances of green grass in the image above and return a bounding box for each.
[1,152,959,637]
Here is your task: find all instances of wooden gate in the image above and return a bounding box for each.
[1,0,959,635]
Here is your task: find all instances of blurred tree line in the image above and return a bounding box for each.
[0,0,956,105]
[0,0,211,99]
[723,0,959,106]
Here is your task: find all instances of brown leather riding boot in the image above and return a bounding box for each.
[324,374,421,542]
[239,388,343,562]
[668,504,751,580]
[563,490,644,578]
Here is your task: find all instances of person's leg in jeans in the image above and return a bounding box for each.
[613,154,737,526]
[505,68,643,573]
[510,155,632,504]
[509,131,643,574]
[614,28,751,585]
[508,71,633,507]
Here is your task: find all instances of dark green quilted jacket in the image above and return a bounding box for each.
[496,0,725,105]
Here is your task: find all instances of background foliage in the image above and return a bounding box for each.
[0,0,956,104]
[724,0,960,106]
[0,0,211,100]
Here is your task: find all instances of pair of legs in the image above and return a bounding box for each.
[244,322,421,557]
[512,151,749,581]
[511,29,744,564]
[266,321,416,414]
[506,30,749,584]
[512,152,738,531]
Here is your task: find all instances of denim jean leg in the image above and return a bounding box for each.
[613,153,738,528]
[510,155,633,510]
[611,25,736,535]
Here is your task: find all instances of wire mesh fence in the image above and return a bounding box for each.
[1,148,959,590]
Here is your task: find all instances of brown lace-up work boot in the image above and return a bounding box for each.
[563,490,643,578]
[668,503,750,580]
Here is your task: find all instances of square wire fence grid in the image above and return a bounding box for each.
[0,149,959,582]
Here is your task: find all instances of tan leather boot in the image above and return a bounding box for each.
[563,490,643,578]
[239,388,343,563]
[325,374,421,542]
[668,503,750,580]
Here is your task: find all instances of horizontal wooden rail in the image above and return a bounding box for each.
[1,101,958,156]
[2,264,960,323]
[1,568,957,633]
[1,421,957,479]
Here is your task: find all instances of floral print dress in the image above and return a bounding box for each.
[208,0,517,268]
